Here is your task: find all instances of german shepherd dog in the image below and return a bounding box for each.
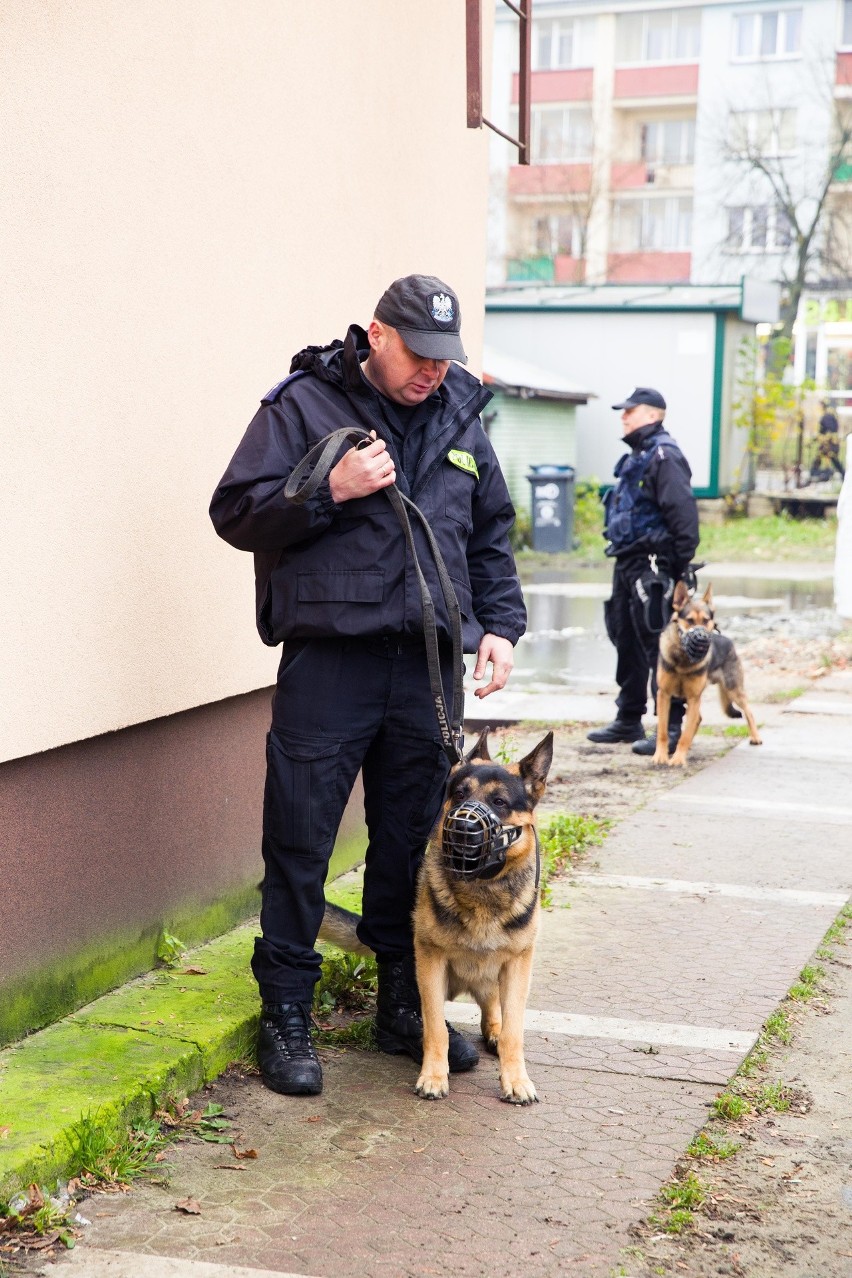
[655,580,762,767]
[411,730,553,1105]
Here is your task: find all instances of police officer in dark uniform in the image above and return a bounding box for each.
[810,402,845,481]
[210,275,526,1096]
[587,387,699,757]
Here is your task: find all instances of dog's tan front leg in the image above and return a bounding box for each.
[669,697,701,767]
[497,949,537,1104]
[654,687,673,765]
[480,990,502,1055]
[414,942,449,1100]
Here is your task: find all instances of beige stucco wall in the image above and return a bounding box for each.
[1,1,492,764]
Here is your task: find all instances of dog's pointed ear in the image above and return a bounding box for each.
[703,583,713,607]
[673,579,690,610]
[465,728,491,763]
[518,732,553,803]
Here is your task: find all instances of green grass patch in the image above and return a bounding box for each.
[660,1171,706,1211]
[538,812,609,907]
[788,963,824,1002]
[816,903,852,960]
[66,1110,172,1187]
[764,686,806,704]
[314,1018,378,1051]
[722,723,752,737]
[753,1081,793,1113]
[687,1131,741,1160]
[516,507,836,570]
[312,950,377,1018]
[764,1008,793,1044]
[698,511,837,562]
[0,1183,77,1252]
[712,1090,750,1121]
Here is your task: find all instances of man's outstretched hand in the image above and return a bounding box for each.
[472,633,514,699]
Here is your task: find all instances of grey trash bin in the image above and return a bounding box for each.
[527,465,575,553]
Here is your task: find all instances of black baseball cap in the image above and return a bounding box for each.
[374,274,467,364]
[612,386,666,410]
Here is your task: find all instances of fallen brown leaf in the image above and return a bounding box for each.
[231,1145,258,1160]
[182,967,208,976]
[0,1127,10,1139]
[213,1165,246,1172]
[26,1232,60,1250]
[305,1115,322,1123]
[174,1198,202,1215]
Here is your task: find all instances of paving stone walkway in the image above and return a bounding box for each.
[41,684,852,1278]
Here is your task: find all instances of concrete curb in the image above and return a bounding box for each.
[0,924,259,1197]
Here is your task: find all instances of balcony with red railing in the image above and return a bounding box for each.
[614,64,699,99]
[606,252,692,282]
[837,51,852,86]
[508,163,592,196]
[512,68,593,104]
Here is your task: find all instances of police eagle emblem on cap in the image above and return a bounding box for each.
[431,292,454,325]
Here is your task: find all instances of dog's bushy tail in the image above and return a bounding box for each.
[319,901,373,956]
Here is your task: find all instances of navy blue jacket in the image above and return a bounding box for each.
[603,422,699,574]
[210,326,526,652]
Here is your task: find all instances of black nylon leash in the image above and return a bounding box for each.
[283,426,465,765]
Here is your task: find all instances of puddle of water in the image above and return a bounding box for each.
[507,566,839,692]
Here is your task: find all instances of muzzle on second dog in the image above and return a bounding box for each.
[442,801,522,880]
[680,624,712,662]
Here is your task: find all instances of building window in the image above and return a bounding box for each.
[844,1,852,48]
[532,15,594,69]
[615,8,701,64]
[532,213,585,258]
[728,108,796,156]
[726,205,793,252]
[529,105,593,163]
[612,197,693,251]
[733,9,802,60]
[640,118,696,164]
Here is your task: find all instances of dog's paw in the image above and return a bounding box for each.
[667,751,688,767]
[500,1074,538,1105]
[652,749,670,766]
[481,1024,501,1055]
[415,1071,449,1100]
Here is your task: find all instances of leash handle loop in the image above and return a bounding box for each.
[283,427,465,764]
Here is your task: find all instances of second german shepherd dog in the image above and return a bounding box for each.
[655,580,762,767]
[412,730,553,1105]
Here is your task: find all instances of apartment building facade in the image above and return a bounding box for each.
[489,0,852,300]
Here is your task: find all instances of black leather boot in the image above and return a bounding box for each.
[374,956,479,1073]
[587,719,646,743]
[257,1002,323,1096]
[632,729,681,757]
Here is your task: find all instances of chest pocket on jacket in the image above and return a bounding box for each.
[442,462,476,534]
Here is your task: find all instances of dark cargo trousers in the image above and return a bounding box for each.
[251,635,453,1005]
[607,559,684,729]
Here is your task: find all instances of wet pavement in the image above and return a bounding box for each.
[39,671,852,1278]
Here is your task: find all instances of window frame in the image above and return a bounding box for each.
[533,16,578,71]
[611,195,694,253]
[727,107,797,158]
[614,7,702,66]
[731,8,803,63]
[725,204,794,253]
[530,103,594,165]
[843,0,852,49]
[639,117,697,165]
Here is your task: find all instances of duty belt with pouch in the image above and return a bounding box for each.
[633,554,674,634]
